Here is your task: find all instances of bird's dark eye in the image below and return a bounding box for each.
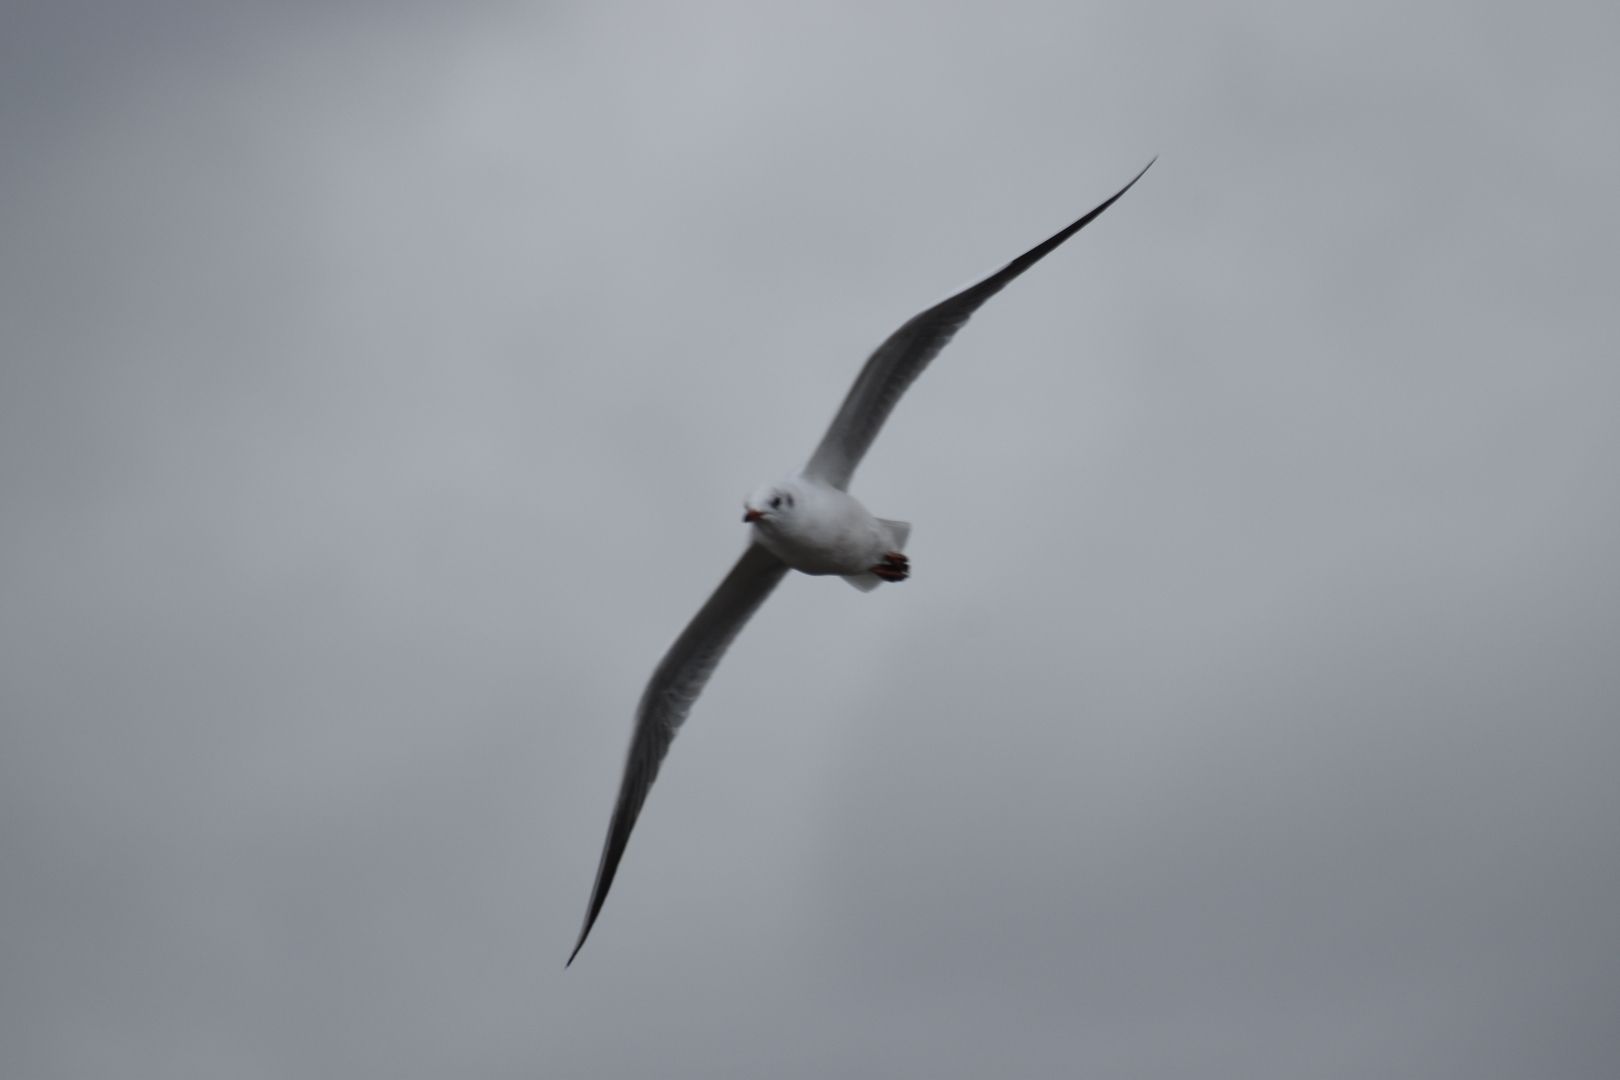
[769,496,782,509]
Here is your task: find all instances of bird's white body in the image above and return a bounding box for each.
[743,477,904,577]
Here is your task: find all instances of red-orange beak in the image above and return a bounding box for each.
[742,507,764,523]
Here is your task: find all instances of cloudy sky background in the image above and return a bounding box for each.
[4,1,1618,1076]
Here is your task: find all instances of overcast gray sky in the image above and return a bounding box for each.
[3,1,1618,1077]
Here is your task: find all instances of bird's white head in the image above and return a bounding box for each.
[742,480,802,528]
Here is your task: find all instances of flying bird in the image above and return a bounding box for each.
[568,160,1154,965]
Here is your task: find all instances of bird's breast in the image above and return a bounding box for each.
[754,493,884,575]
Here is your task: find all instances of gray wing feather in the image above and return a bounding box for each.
[567,542,788,965]
[802,159,1155,489]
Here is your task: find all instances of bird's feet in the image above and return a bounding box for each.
[870,551,910,582]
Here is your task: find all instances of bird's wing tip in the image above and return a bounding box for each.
[565,921,594,967]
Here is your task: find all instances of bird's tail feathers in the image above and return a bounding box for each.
[880,518,912,550]
[841,572,883,592]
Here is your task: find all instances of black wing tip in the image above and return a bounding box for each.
[1049,156,1157,242]
[1097,156,1158,209]
[566,918,595,968]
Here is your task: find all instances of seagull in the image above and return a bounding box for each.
[568,160,1154,965]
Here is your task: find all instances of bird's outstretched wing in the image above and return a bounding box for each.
[802,159,1155,490]
[568,543,789,965]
